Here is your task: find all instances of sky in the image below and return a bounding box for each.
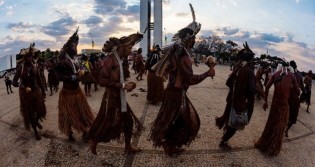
[0,0,315,72]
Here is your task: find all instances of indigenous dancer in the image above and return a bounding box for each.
[135,48,145,81]
[254,63,300,156]
[304,70,313,113]
[5,76,13,94]
[285,61,304,137]
[215,42,256,150]
[255,63,268,100]
[56,28,95,141]
[80,55,95,97]
[12,43,46,140]
[47,57,59,96]
[88,33,144,155]
[146,44,164,104]
[149,4,215,156]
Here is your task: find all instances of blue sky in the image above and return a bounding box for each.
[0,0,314,71]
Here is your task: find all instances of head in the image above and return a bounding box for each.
[18,43,38,64]
[289,60,297,70]
[236,42,255,62]
[102,32,143,58]
[308,70,313,75]
[81,54,88,61]
[63,28,79,56]
[137,48,142,54]
[178,27,195,49]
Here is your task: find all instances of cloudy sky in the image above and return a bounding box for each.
[0,0,315,71]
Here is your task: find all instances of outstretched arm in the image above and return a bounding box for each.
[181,55,212,86]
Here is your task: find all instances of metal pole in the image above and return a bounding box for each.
[164,28,167,45]
[147,0,151,55]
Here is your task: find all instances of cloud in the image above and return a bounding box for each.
[93,0,139,21]
[0,1,4,6]
[85,16,134,46]
[295,0,300,4]
[94,0,127,14]
[217,27,239,35]
[7,22,36,33]
[0,36,57,56]
[258,33,285,43]
[6,5,15,16]
[175,12,189,17]
[83,15,103,26]
[41,15,78,37]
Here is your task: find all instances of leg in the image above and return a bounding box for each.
[9,85,13,93]
[6,85,9,94]
[84,84,88,96]
[123,112,141,153]
[89,139,98,155]
[68,130,75,142]
[49,85,53,96]
[219,126,237,150]
[94,82,98,91]
[285,123,293,137]
[30,113,40,140]
[88,84,91,96]
[306,104,310,113]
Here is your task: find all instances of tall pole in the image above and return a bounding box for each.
[267,43,271,56]
[147,0,151,55]
[164,28,167,45]
[89,33,94,51]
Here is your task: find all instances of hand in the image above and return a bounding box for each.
[207,68,215,78]
[125,82,136,92]
[263,102,268,111]
[26,87,32,93]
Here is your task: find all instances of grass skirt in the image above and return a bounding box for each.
[80,71,96,84]
[146,71,164,103]
[48,70,59,86]
[149,88,200,148]
[254,99,289,156]
[58,87,95,135]
[19,88,46,130]
[288,95,300,124]
[87,88,143,143]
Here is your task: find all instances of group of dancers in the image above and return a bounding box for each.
[10,4,312,157]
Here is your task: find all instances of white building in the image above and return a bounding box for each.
[140,0,163,58]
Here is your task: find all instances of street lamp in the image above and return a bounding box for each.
[89,33,94,50]
[267,43,271,56]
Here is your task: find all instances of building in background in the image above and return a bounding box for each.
[81,49,102,55]
[0,55,16,72]
[140,0,163,58]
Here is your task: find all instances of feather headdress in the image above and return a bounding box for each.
[153,3,201,77]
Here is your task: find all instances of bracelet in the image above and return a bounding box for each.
[122,83,125,88]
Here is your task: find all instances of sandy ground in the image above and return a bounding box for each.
[0,64,314,167]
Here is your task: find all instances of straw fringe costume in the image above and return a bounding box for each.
[87,32,144,154]
[149,43,208,149]
[87,54,143,143]
[146,48,164,104]
[12,44,46,140]
[56,29,94,137]
[255,69,300,156]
